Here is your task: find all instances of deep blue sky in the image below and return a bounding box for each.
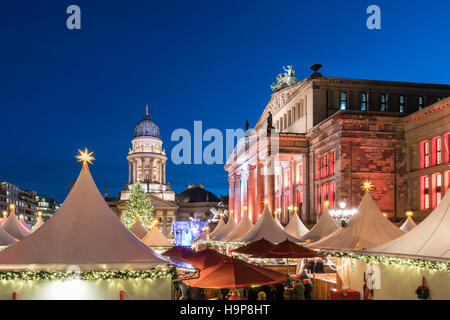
[1,0,449,202]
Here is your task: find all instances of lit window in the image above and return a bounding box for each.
[361,93,368,111]
[399,95,405,113]
[445,133,450,163]
[432,136,442,166]
[316,185,322,214]
[420,140,430,169]
[316,157,321,180]
[330,181,336,209]
[380,93,388,111]
[418,96,424,110]
[329,151,335,175]
[296,190,303,209]
[340,92,347,110]
[420,175,430,210]
[296,163,303,185]
[445,171,450,194]
[432,173,442,209]
[284,168,291,188]
[322,183,329,205]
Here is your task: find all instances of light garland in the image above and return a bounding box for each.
[0,267,177,281]
[324,251,449,271]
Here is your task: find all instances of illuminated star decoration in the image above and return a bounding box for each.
[361,180,374,193]
[76,148,95,166]
[406,210,414,217]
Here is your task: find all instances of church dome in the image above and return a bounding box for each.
[134,107,160,138]
[177,185,220,203]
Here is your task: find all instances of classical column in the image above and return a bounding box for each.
[242,171,248,221]
[265,160,275,215]
[128,161,132,184]
[133,159,137,183]
[234,174,241,223]
[248,166,256,223]
[149,158,154,182]
[256,163,264,220]
[163,162,166,185]
[290,160,295,222]
[228,176,235,218]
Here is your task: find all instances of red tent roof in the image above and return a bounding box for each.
[256,239,324,258]
[232,238,275,255]
[162,246,197,260]
[184,258,287,289]
[182,248,228,270]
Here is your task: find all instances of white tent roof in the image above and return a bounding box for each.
[0,163,168,271]
[274,215,284,230]
[299,207,339,243]
[212,217,237,241]
[308,192,404,250]
[223,212,253,242]
[208,217,226,239]
[0,226,16,246]
[284,212,309,239]
[3,212,30,240]
[399,216,417,232]
[238,206,301,243]
[131,217,148,239]
[31,216,45,233]
[142,225,172,247]
[364,190,450,261]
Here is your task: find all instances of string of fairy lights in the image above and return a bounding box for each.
[0,268,179,281]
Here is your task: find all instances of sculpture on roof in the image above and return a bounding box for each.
[270,65,298,92]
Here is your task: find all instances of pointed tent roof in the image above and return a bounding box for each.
[364,190,450,261]
[142,225,173,247]
[0,163,168,271]
[31,216,45,233]
[0,226,16,246]
[299,207,339,243]
[212,217,237,241]
[223,213,253,242]
[399,216,417,232]
[131,217,148,239]
[284,213,309,239]
[195,228,209,241]
[308,192,404,251]
[3,212,30,240]
[274,215,284,229]
[238,206,301,243]
[208,217,226,239]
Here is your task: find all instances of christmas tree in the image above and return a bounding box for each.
[123,181,155,230]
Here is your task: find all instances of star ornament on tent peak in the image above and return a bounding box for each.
[361,180,374,193]
[76,148,95,166]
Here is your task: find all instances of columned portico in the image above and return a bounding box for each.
[234,175,241,223]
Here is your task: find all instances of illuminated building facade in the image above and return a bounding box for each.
[0,182,37,223]
[225,66,450,225]
[35,195,61,221]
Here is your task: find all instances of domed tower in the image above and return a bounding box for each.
[120,106,175,202]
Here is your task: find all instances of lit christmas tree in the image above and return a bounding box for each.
[123,181,155,229]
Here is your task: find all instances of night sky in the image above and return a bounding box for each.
[1,0,449,202]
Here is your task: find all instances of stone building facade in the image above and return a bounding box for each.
[225,66,450,225]
[0,181,37,223]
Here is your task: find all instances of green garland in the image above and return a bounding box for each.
[0,267,177,281]
[324,251,449,271]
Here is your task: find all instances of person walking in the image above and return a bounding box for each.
[293,279,305,300]
[303,278,313,300]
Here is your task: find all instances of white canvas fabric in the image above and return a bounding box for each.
[223,212,253,242]
[3,212,30,240]
[365,190,450,261]
[0,226,16,246]
[208,217,226,239]
[399,216,417,232]
[212,217,236,241]
[31,216,45,233]
[299,208,339,243]
[131,217,148,240]
[0,163,168,271]
[308,192,404,250]
[284,212,309,239]
[274,215,284,230]
[238,206,301,243]
[142,226,172,247]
